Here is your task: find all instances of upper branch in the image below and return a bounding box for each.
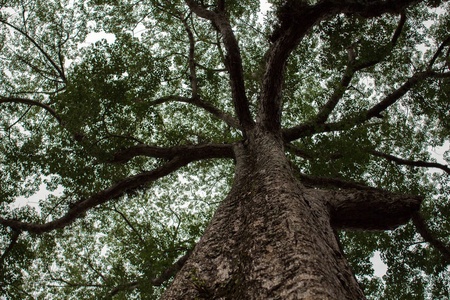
[428,36,450,70]
[283,69,446,141]
[0,17,66,82]
[371,150,450,175]
[259,0,419,133]
[313,67,355,125]
[150,95,241,129]
[285,10,407,134]
[184,0,254,130]
[182,16,199,98]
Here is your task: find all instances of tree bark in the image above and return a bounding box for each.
[162,129,370,299]
[160,127,423,299]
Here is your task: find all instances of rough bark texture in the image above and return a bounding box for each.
[161,129,368,299]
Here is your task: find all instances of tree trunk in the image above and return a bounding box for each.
[160,128,365,299]
[161,128,421,299]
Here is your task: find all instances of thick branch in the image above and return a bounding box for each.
[412,212,450,263]
[0,96,64,125]
[328,189,423,231]
[285,11,407,136]
[428,36,450,69]
[351,10,406,72]
[365,71,430,119]
[106,143,233,164]
[259,0,419,132]
[109,281,139,297]
[151,95,241,129]
[314,67,355,124]
[259,1,331,132]
[0,158,186,234]
[0,142,233,234]
[184,0,254,130]
[371,150,450,175]
[283,70,438,141]
[152,248,193,286]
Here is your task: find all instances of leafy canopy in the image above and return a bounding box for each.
[0,0,449,298]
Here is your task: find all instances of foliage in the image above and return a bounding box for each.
[0,0,449,298]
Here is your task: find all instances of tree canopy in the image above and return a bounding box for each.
[0,0,449,298]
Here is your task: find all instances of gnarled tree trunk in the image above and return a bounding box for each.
[161,128,422,299]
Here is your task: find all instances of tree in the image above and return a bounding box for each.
[0,0,449,298]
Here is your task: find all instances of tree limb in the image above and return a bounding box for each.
[412,212,450,263]
[258,0,419,133]
[182,16,199,98]
[371,150,450,175]
[105,143,233,164]
[284,11,407,137]
[427,36,450,70]
[111,206,146,244]
[283,69,442,141]
[0,157,188,234]
[313,66,355,124]
[184,0,254,130]
[0,143,233,234]
[328,189,423,231]
[150,95,241,130]
[351,9,407,72]
[1,95,85,141]
[0,96,64,125]
[365,71,430,119]
[259,1,332,132]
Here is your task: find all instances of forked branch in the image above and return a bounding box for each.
[259,0,418,133]
[309,10,407,126]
